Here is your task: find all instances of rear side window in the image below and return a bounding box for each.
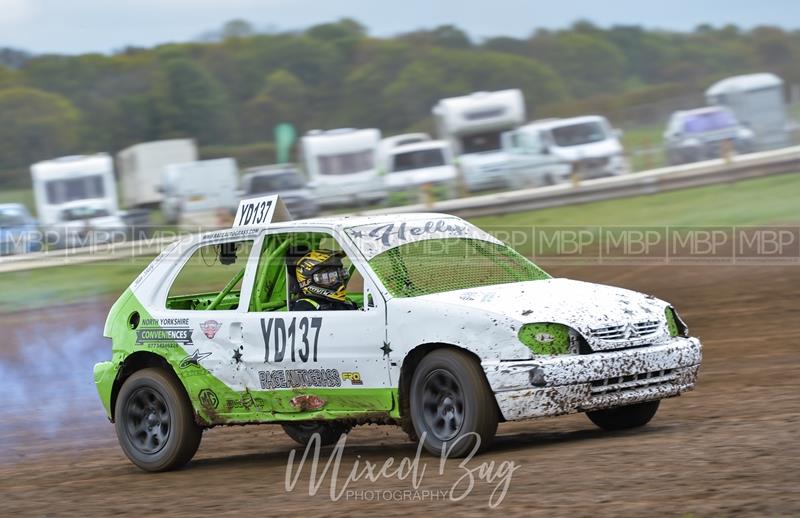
[166,240,254,311]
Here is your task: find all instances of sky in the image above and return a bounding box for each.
[1,0,798,55]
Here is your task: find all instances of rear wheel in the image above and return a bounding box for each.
[282,422,351,447]
[114,368,202,472]
[586,400,660,431]
[410,349,498,457]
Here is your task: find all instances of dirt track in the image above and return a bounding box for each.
[1,263,798,516]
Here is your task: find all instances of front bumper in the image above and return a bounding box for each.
[483,337,701,421]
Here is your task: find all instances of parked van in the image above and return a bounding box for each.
[379,134,457,195]
[300,128,386,208]
[521,116,628,179]
[161,158,238,225]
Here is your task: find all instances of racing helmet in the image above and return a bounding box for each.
[295,249,349,302]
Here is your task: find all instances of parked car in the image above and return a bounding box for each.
[239,165,319,219]
[664,107,756,165]
[94,195,702,472]
[0,203,41,255]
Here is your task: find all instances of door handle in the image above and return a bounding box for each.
[229,322,243,343]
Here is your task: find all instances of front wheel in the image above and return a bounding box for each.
[114,368,202,472]
[586,400,660,431]
[282,422,351,447]
[410,349,498,457]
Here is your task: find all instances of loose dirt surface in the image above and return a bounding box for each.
[1,264,798,516]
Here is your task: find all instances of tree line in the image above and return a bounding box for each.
[0,18,798,188]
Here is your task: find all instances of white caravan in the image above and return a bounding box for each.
[30,154,125,247]
[521,116,628,179]
[117,139,198,207]
[432,89,526,191]
[378,134,457,194]
[301,128,386,208]
[706,73,791,151]
[161,158,238,225]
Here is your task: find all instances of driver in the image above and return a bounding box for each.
[293,249,356,311]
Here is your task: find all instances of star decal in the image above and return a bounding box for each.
[179,349,212,369]
[381,341,393,357]
[232,347,243,364]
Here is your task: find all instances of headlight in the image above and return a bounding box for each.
[518,323,582,355]
[665,306,689,337]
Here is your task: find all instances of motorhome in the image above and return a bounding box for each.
[300,128,385,208]
[432,90,526,191]
[378,134,457,194]
[706,73,790,150]
[31,154,125,247]
[117,139,198,207]
[161,158,238,225]
[433,89,526,156]
[519,116,628,179]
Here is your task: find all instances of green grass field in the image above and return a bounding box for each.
[1,172,798,313]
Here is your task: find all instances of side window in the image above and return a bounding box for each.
[166,240,254,311]
[249,232,364,312]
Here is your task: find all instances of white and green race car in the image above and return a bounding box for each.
[94,196,702,471]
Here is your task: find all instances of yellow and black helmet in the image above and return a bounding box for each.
[295,249,349,302]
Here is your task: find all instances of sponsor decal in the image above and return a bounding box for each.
[180,349,212,369]
[135,318,193,345]
[346,219,501,260]
[342,372,363,385]
[534,333,554,344]
[258,368,341,390]
[290,394,326,411]
[198,389,219,409]
[225,392,266,412]
[200,320,222,339]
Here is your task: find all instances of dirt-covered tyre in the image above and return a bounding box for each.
[282,422,351,446]
[410,349,498,457]
[586,400,660,431]
[114,368,202,472]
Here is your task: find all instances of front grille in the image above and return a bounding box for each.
[590,320,661,341]
[580,157,609,169]
[590,368,676,394]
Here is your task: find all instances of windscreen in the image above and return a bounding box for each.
[45,175,105,204]
[460,132,502,154]
[317,150,374,176]
[249,173,304,193]
[391,148,446,172]
[60,207,111,221]
[0,208,28,227]
[551,122,608,147]
[368,238,550,298]
[682,110,738,133]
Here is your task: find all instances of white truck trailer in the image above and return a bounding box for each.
[117,139,198,207]
[706,73,791,151]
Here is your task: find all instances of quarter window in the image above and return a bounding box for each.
[166,240,255,311]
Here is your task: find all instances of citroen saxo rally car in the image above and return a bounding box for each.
[94,195,702,471]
